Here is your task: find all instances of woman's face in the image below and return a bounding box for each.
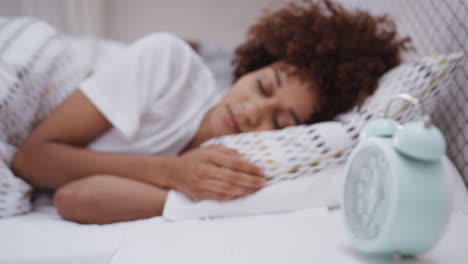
[204,62,319,138]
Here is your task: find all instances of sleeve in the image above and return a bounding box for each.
[79,32,188,139]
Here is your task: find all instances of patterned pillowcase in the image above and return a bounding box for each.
[336,52,464,131]
[202,122,353,185]
[164,122,352,220]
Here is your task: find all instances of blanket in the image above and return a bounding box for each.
[0,17,102,217]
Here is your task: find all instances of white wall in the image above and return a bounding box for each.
[0,0,461,54]
[0,0,395,47]
[103,0,287,47]
[102,0,377,47]
[0,0,104,37]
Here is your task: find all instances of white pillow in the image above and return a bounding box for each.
[163,155,466,220]
[203,122,353,184]
[163,53,464,220]
[163,165,345,220]
[163,121,353,220]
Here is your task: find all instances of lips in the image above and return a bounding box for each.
[226,105,240,133]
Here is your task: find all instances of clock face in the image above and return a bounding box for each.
[345,146,392,241]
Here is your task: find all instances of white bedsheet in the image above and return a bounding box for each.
[111,209,468,264]
[3,207,468,264]
[0,207,132,264]
[1,158,466,264]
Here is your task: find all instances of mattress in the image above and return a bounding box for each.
[111,209,468,264]
[0,206,132,264]
[2,207,468,264]
[1,155,467,264]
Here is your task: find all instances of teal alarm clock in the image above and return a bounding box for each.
[342,93,450,257]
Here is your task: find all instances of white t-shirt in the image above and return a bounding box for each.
[80,33,224,156]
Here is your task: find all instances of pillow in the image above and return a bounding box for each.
[163,121,352,220]
[203,122,353,184]
[163,53,464,220]
[163,165,346,221]
[163,154,466,220]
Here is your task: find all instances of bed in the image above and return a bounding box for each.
[1,0,468,263]
[2,186,468,264]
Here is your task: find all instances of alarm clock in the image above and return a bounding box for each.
[341,93,450,256]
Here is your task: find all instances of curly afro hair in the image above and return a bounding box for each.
[232,0,411,124]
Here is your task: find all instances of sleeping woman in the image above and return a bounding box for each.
[11,0,409,224]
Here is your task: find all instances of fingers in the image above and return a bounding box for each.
[204,146,266,189]
[190,190,238,201]
[205,178,257,196]
[203,144,265,176]
[188,178,258,201]
[175,145,267,201]
[206,165,266,190]
[185,164,265,200]
[205,144,239,156]
[210,152,264,177]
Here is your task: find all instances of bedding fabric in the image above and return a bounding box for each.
[0,17,123,218]
[1,158,466,264]
[163,121,351,220]
[0,17,68,218]
[113,210,468,264]
[0,206,132,264]
[336,52,464,129]
[163,155,467,220]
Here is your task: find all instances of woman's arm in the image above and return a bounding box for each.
[12,90,266,201]
[54,174,168,224]
[11,90,173,189]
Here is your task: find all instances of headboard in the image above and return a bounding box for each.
[344,0,468,185]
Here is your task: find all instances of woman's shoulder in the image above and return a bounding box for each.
[132,32,192,55]
[130,32,208,74]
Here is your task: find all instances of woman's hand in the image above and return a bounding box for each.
[168,145,266,201]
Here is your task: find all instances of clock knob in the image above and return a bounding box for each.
[393,121,446,161]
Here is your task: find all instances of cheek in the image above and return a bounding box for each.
[225,80,251,101]
[295,88,318,119]
[232,79,248,92]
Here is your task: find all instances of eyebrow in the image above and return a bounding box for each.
[289,108,302,125]
[272,68,282,87]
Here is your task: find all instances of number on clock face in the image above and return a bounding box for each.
[345,146,391,240]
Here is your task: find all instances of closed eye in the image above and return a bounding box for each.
[272,111,280,129]
[257,80,270,96]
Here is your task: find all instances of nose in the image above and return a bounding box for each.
[243,97,279,127]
